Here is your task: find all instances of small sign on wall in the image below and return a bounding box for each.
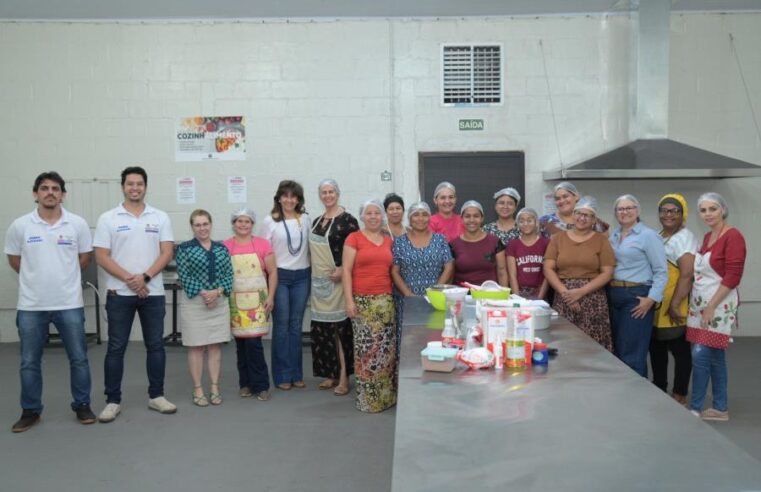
[459,119,484,131]
[176,116,246,161]
[176,177,196,205]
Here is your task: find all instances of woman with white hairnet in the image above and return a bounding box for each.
[539,181,610,236]
[223,207,278,401]
[506,208,549,299]
[429,181,464,242]
[308,179,359,395]
[450,200,507,287]
[483,187,522,246]
[686,193,746,422]
[544,196,616,351]
[343,199,397,412]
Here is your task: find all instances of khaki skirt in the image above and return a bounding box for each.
[178,290,231,347]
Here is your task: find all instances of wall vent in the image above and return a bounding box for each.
[442,44,502,106]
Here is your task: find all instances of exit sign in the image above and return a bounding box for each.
[459,119,484,131]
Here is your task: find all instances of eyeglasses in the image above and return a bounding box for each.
[616,206,637,213]
[573,211,594,219]
[658,208,682,216]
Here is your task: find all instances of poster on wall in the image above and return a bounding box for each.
[175,116,246,161]
[227,176,247,204]
[176,177,196,205]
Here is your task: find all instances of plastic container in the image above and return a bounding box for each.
[470,289,511,302]
[420,346,460,372]
[532,342,549,366]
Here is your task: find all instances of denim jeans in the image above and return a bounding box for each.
[104,294,166,403]
[271,267,310,385]
[17,308,91,414]
[690,343,728,412]
[236,337,270,392]
[608,285,654,377]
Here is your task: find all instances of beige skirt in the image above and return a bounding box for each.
[178,290,231,347]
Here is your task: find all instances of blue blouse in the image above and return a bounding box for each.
[609,223,668,302]
[392,233,453,296]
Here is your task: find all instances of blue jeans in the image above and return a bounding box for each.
[104,294,166,403]
[608,285,654,377]
[17,308,91,414]
[271,268,310,385]
[690,343,728,412]
[236,337,270,392]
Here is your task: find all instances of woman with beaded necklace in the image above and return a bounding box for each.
[261,180,311,391]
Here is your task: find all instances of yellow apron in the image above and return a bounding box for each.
[309,218,347,322]
[653,260,688,340]
[229,248,270,338]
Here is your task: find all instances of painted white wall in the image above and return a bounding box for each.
[0,12,759,341]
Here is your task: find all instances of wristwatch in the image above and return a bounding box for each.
[142,272,152,283]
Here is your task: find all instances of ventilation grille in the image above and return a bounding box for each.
[442,44,502,105]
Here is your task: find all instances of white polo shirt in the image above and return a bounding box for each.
[93,203,173,296]
[4,207,92,311]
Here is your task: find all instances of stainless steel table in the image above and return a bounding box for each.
[392,297,761,492]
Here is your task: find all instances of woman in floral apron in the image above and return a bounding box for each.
[223,208,278,401]
[309,179,359,396]
[687,193,746,421]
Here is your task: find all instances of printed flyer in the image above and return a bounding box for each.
[175,116,246,161]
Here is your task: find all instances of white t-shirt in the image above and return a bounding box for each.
[4,208,92,311]
[93,203,174,295]
[260,214,311,270]
[662,227,698,265]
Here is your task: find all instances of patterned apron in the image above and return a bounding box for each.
[309,219,347,322]
[229,247,270,338]
[686,250,738,348]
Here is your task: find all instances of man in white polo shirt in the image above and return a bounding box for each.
[93,166,175,422]
[5,171,96,433]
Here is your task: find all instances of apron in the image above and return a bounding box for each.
[229,245,270,338]
[686,250,739,347]
[653,260,687,338]
[309,218,347,322]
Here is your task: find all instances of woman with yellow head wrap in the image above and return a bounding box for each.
[650,193,697,404]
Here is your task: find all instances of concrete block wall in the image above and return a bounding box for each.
[0,12,760,340]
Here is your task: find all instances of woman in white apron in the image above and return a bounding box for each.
[176,210,234,406]
[309,179,359,395]
[223,208,278,402]
[686,193,747,421]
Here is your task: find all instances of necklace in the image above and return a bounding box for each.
[283,217,304,256]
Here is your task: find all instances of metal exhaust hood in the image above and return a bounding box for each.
[543,139,761,180]
[543,0,761,181]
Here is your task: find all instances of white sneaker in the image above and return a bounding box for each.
[148,396,177,414]
[98,403,121,423]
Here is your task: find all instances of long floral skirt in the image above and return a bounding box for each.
[310,319,354,379]
[552,278,613,352]
[352,294,397,413]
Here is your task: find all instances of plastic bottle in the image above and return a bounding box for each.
[532,341,549,366]
[506,304,525,369]
[494,334,504,370]
[442,318,456,346]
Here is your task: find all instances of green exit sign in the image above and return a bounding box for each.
[459,119,484,131]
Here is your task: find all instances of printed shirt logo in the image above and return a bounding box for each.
[144,223,160,234]
[26,235,43,244]
[57,234,75,246]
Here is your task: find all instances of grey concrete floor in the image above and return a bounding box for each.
[1,338,759,492]
[0,340,395,492]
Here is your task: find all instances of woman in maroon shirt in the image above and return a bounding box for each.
[686,193,746,422]
[449,200,507,287]
[506,208,549,299]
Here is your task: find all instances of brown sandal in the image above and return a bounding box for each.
[277,383,292,391]
[318,379,337,390]
[333,385,349,396]
[292,381,306,389]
